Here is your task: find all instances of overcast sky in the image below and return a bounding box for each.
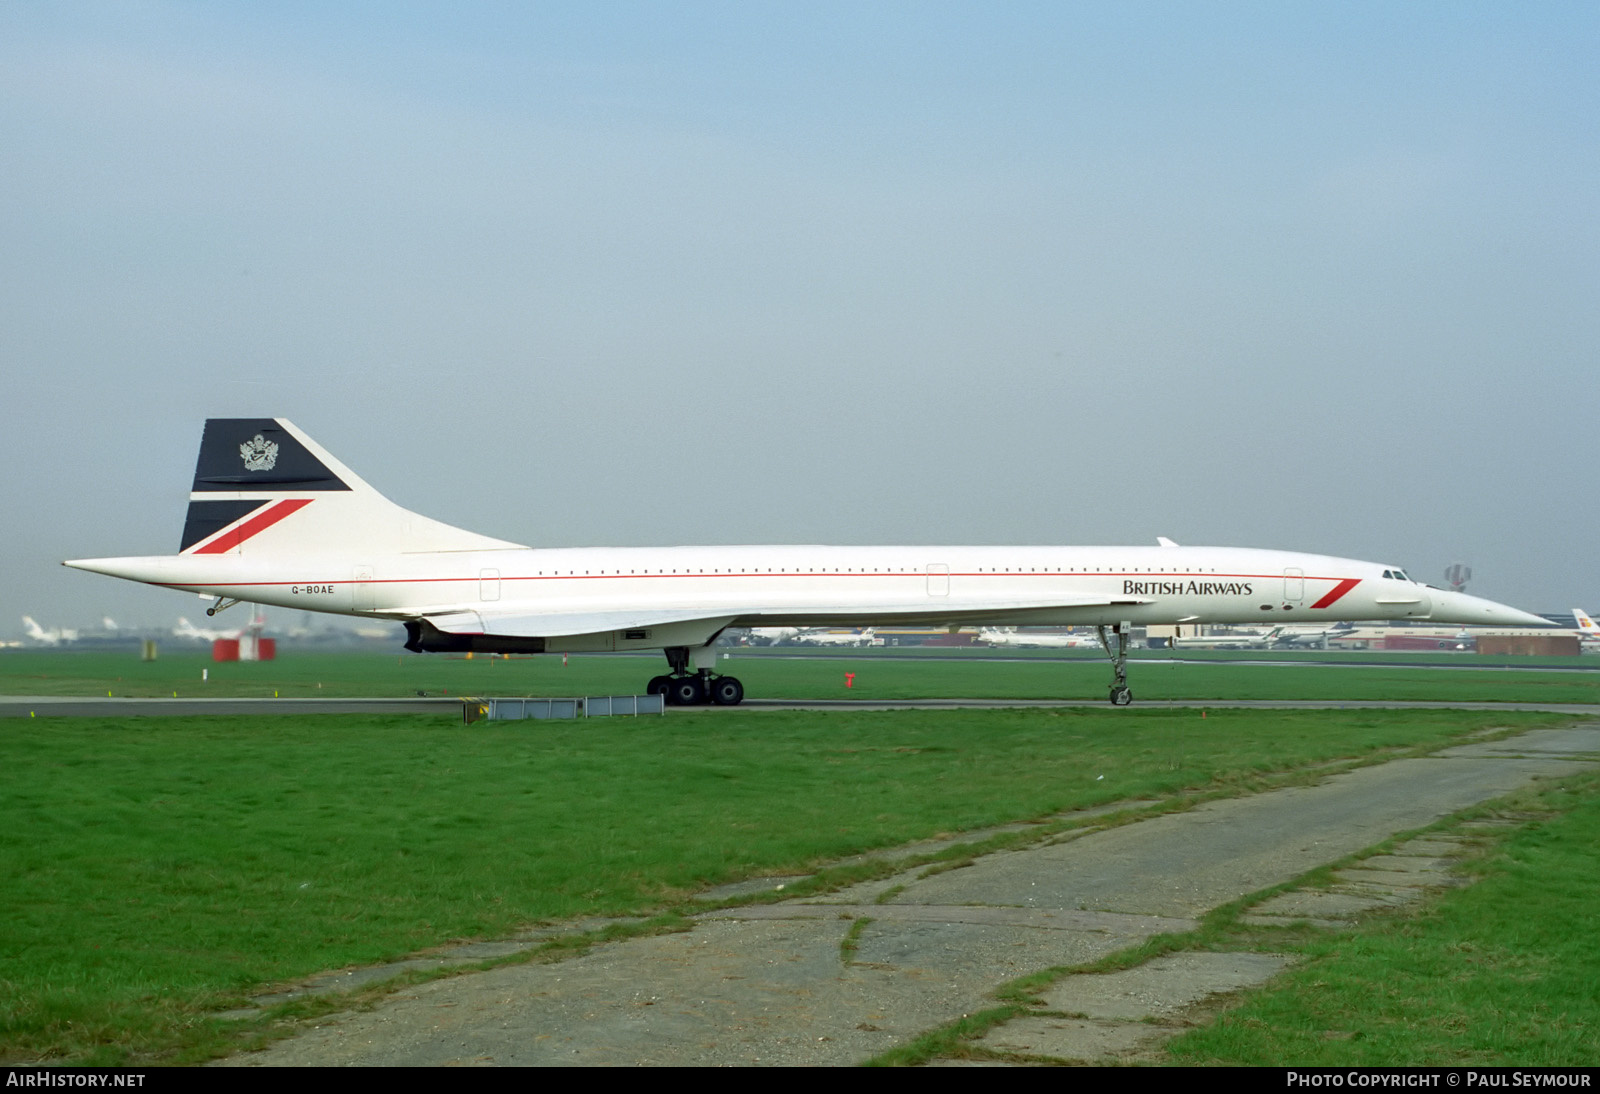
[3,1,1596,631]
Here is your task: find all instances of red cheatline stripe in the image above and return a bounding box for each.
[192,498,314,554]
[1310,577,1360,609]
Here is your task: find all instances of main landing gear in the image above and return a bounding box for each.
[1097,623,1133,706]
[647,646,745,706]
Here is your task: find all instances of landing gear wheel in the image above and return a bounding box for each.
[711,676,745,706]
[667,675,707,706]
[1109,686,1133,706]
[647,675,671,697]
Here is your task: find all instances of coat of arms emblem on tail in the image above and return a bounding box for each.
[239,434,278,471]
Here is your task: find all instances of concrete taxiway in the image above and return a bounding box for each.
[218,722,1600,1067]
[0,696,462,718]
[5,695,1598,718]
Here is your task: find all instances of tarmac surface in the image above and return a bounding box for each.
[5,695,1599,718]
[0,696,464,718]
[217,722,1600,1067]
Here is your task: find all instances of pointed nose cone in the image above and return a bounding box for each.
[1426,588,1549,627]
[65,558,118,577]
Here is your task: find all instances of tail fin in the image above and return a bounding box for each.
[1574,609,1599,636]
[179,419,524,556]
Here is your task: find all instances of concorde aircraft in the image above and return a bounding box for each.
[64,419,1549,706]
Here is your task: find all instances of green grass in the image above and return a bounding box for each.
[1164,771,1600,1066]
[0,705,1560,1064]
[3,647,1598,704]
[865,769,1600,1068]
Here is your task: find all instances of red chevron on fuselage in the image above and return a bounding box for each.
[1310,577,1361,609]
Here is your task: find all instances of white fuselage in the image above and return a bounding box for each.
[74,542,1537,654]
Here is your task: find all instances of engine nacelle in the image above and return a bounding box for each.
[403,619,546,655]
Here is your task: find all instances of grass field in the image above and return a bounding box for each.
[3,646,1599,704]
[1,648,1596,1066]
[1162,769,1600,1066]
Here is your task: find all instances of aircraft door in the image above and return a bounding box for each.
[927,563,950,597]
[480,568,501,602]
[1283,567,1304,605]
[353,565,374,611]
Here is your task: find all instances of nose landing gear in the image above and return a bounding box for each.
[1097,623,1134,706]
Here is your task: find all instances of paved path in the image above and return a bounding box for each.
[222,725,1600,1066]
[0,696,461,717]
[6,694,1598,718]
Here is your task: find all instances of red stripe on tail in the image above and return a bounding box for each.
[192,498,313,554]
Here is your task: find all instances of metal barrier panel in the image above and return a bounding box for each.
[587,694,666,715]
[476,695,664,721]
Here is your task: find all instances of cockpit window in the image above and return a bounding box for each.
[1381,569,1413,582]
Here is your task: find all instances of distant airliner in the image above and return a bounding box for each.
[21,616,78,646]
[793,628,877,647]
[1167,627,1277,650]
[1572,609,1600,650]
[65,419,1548,706]
[980,627,1100,649]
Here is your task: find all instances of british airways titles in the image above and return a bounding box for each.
[1123,579,1256,597]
